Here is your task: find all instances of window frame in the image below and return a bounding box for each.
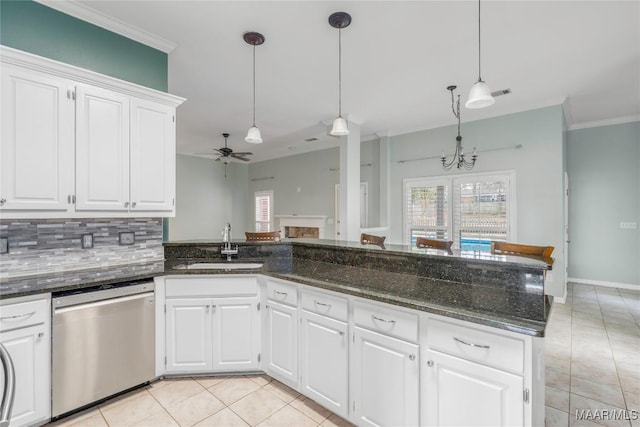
[403,170,517,250]
[254,190,274,232]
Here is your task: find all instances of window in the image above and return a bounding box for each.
[254,190,273,232]
[404,171,515,251]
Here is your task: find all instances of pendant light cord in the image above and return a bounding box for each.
[338,28,343,117]
[252,44,256,127]
[477,0,482,81]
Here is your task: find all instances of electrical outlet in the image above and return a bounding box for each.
[620,222,638,229]
[119,232,135,245]
[0,238,8,254]
[81,233,94,249]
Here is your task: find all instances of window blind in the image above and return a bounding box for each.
[405,180,449,246]
[254,190,273,232]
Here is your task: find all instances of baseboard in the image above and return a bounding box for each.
[568,277,640,292]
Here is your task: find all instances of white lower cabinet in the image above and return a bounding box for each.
[164,277,260,374]
[299,310,348,418]
[0,296,51,427]
[423,349,523,427]
[264,300,298,386]
[165,298,212,373]
[351,326,420,427]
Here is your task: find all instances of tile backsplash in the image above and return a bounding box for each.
[0,218,163,278]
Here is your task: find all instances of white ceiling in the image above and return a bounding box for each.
[46,1,639,162]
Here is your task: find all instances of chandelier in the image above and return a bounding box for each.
[441,85,477,170]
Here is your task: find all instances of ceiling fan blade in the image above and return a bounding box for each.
[232,151,253,156]
[491,88,511,97]
[230,154,251,162]
[213,148,226,155]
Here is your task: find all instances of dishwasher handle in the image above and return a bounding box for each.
[0,342,15,427]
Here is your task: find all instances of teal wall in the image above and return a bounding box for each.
[0,0,167,91]
[567,121,640,287]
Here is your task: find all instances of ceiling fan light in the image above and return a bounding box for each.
[330,116,350,136]
[466,80,495,109]
[245,126,263,144]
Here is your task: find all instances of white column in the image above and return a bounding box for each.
[338,120,361,242]
[378,132,391,228]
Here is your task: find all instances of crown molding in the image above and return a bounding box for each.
[34,0,177,53]
[568,114,640,131]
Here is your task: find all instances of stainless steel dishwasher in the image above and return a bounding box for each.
[52,281,155,418]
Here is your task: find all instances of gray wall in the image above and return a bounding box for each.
[247,140,381,239]
[567,122,640,287]
[169,155,249,241]
[389,105,566,297]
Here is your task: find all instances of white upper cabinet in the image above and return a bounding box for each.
[0,64,74,212]
[129,98,175,212]
[0,46,184,218]
[75,85,130,211]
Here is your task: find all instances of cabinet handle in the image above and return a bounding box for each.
[67,195,71,204]
[37,332,45,339]
[453,337,490,349]
[427,360,434,367]
[274,290,287,297]
[371,314,395,324]
[72,195,76,204]
[409,354,416,361]
[0,198,6,206]
[339,331,345,336]
[0,312,36,322]
[205,304,210,312]
[124,202,129,208]
[265,304,270,309]
[314,300,331,308]
[131,202,137,208]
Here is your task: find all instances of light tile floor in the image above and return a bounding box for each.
[50,282,640,427]
[49,375,354,427]
[545,283,640,427]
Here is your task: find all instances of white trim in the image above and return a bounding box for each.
[34,0,177,53]
[0,46,185,107]
[553,295,567,304]
[569,277,640,291]
[568,115,640,131]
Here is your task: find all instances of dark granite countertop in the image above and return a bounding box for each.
[0,261,164,299]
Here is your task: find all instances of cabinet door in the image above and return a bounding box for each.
[75,84,130,211]
[352,326,419,427]
[265,300,298,386]
[300,310,348,418]
[129,98,175,212]
[165,299,212,373]
[212,297,259,371]
[424,349,523,427]
[0,324,50,426]
[0,65,74,212]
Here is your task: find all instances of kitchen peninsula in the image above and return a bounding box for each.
[1,238,551,427]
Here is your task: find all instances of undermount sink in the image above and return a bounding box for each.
[176,263,263,270]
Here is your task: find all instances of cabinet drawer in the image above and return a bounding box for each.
[266,279,298,307]
[301,289,348,322]
[354,301,418,342]
[166,277,257,297]
[0,298,49,331]
[427,318,525,374]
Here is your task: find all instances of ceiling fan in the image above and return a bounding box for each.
[208,133,253,163]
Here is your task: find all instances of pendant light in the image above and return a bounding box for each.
[465,0,495,109]
[244,32,265,144]
[329,12,351,136]
[442,85,477,170]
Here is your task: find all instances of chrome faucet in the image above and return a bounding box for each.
[221,222,238,261]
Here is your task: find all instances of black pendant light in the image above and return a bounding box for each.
[243,32,265,143]
[329,12,351,136]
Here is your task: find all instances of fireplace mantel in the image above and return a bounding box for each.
[276,215,327,239]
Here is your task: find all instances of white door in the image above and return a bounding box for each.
[212,297,260,371]
[130,98,175,212]
[424,349,524,427]
[352,326,419,427]
[300,310,348,418]
[265,300,298,386]
[0,65,74,212]
[75,84,130,211]
[0,324,50,427]
[165,298,212,373]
